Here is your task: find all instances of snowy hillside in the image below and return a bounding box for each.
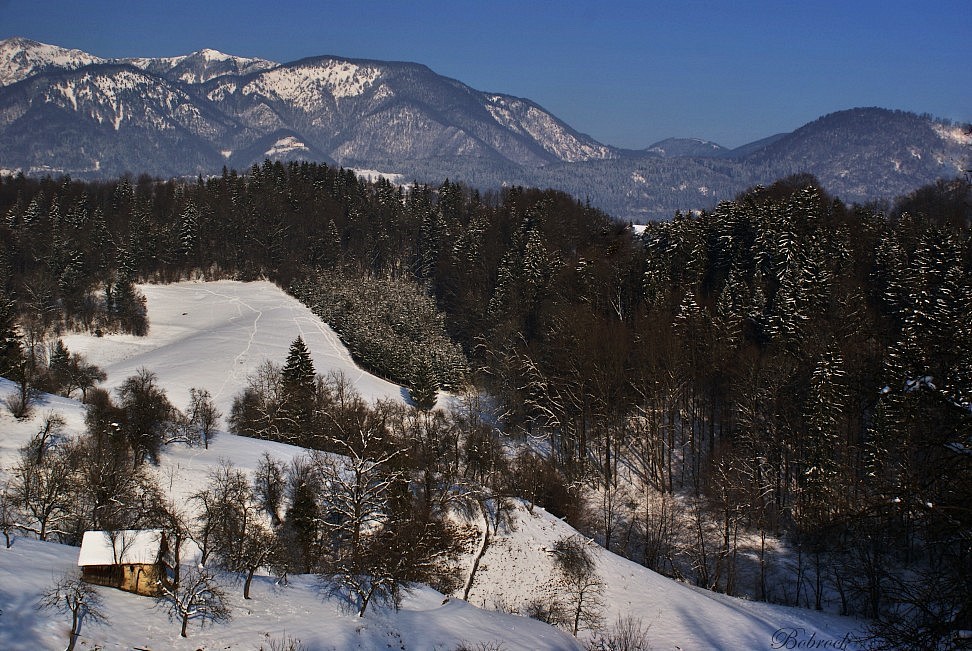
[59,280,407,417]
[0,281,867,650]
[465,502,865,650]
[0,526,577,650]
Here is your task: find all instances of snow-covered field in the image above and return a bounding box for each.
[60,280,408,416]
[0,533,576,650]
[0,280,867,650]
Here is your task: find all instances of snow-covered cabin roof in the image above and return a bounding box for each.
[77,530,164,566]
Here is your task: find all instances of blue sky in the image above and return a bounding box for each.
[3,0,969,148]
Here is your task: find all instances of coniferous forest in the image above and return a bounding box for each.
[0,162,970,648]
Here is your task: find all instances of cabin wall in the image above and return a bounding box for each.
[81,563,165,596]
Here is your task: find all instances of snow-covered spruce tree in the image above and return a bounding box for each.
[486,211,560,342]
[417,186,447,281]
[177,200,199,260]
[44,339,72,395]
[279,336,318,438]
[799,346,847,523]
[0,283,19,376]
[797,346,848,611]
[890,225,971,394]
[407,355,439,411]
[107,275,148,336]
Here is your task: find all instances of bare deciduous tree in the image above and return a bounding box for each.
[10,438,74,541]
[550,535,605,636]
[156,566,231,638]
[37,570,107,651]
[184,387,221,449]
[253,452,286,527]
[0,479,18,548]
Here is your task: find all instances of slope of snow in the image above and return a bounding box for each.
[0,37,104,86]
[60,280,406,417]
[484,94,615,162]
[466,501,865,650]
[352,168,406,184]
[0,373,577,649]
[124,54,184,71]
[35,68,226,139]
[243,60,382,110]
[124,49,278,85]
[264,135,310,157]
[0,536,578,650]
[933,123,972,146]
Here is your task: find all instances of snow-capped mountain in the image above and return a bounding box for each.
[0,37,967,220]
[0,37,105,86]
[0,62,236,176]
[204,54,615,167]
[122,47,277,85]
[0,37,614,179]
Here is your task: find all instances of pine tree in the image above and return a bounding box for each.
[408,356,439,411]
[281,336,315,395]
[178,201,199,258]
[280,337,317,439]
[800,346,847,521]
[0,294,17,376]
[47,339,71,393]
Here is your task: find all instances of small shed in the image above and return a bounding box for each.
[78,529,169,596]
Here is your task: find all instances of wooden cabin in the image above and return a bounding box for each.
[77,529,169,596]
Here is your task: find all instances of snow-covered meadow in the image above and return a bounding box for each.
[0,280,867,649]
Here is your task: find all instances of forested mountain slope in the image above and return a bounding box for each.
[1,37,967,219]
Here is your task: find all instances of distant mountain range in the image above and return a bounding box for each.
[1,37,968,220]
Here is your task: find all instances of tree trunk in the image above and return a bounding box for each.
[244,566,255,600]
[357,584,377,617]
[180,613,188,638]
[67,608,79,651]
[758,528,767,601]
[462,499,492,601]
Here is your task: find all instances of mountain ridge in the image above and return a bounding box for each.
[0,37,967,220]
